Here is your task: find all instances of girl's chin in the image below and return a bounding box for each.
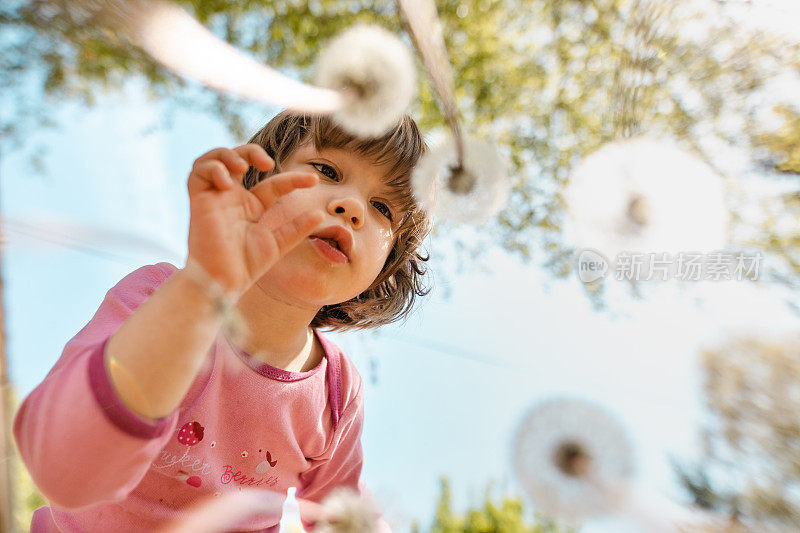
[253,276,346,308]
[255,257,371,306]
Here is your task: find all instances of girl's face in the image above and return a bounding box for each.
[253,142,404,308]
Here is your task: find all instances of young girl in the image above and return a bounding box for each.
[14,110,433,532]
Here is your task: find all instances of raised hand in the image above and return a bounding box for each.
[186,144,325,298]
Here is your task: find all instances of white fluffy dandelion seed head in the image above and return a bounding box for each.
[411,136,510,224]
[316,487,382,533]
[562,136,728,258]
[314,24,415,138]
[512,397,635,524]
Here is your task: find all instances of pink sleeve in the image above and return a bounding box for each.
[295,387,392,532]
[13,263,182,509]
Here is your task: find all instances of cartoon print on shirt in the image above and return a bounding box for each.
[221,448,280,486]
[177,421,205,446]
[154,448,213,474]
[255,451,278,473]
[220,464,279,487]
[155,425,282,490]
[153,419,211,488]
[174,470,203,488]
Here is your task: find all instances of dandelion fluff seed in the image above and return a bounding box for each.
[562,136,728,258]
[315,24,415,138]
[512,397,635,523]
[315,487,382,533]
[411,136,509,224]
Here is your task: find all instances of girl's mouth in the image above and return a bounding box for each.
[309,236,348,263]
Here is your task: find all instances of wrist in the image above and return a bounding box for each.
[179,259,247,343]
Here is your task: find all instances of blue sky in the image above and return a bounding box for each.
[4,76,799,532]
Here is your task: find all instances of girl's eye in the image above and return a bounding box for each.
[311,162,339,181]
[372,201,393,221]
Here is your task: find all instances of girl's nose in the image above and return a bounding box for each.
[329,196,365,228]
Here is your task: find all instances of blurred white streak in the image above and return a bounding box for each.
[0,213,183,265]
[47,0,344,112]
[280,486,303,530]
[159,488,283,533]
[396,0,464,165]
[563,136,728,258]
[129,0,344,113]
[127,0,344,112]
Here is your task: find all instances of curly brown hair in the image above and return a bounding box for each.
[242,110,434,332]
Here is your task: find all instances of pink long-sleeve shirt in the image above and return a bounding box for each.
[14,263,386,532]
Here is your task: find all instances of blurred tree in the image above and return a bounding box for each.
[757,106,800,174]
[674,335,800,532]
[13,452,46,532]
[411,477,572,533]
[9,391,46,531]
[1,0,799,303]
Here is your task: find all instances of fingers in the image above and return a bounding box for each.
[233,144,275,173]
[250,172,319,210]
[188,145,275,195]
[191,160,236,192]
[272,210,326,256]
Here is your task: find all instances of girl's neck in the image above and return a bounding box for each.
[233,281,323,372]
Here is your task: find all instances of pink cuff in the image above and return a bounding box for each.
[88,337,176,439]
